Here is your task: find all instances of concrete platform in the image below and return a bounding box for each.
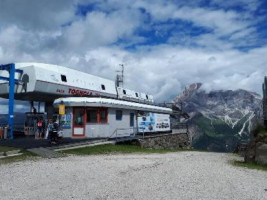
[0,136,101,149]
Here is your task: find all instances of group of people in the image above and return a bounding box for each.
[36,117,60,143]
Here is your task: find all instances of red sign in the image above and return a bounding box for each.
[69,88,93,96]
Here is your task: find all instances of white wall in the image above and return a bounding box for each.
[85,108,136,138]
[61,107,137,138]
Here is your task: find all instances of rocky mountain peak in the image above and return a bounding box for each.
[174,83,202,102]
[172,83,262,152]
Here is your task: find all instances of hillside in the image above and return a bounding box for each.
[173,83,262,152]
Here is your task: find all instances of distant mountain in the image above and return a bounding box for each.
[173,83,262,152]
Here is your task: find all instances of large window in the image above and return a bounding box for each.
[86,108,108,123]
[74,108,84,126]
[116,110,123,120]
[99,108,108,123]
[86,109,98,123]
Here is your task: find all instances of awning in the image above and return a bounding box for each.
[54,97,172,114]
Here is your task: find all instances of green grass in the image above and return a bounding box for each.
[0,146,18,153]
[231,160,267,172]
[0,147,38,165]
[62,144,189,155]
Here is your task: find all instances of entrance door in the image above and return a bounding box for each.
[73,108,86,137]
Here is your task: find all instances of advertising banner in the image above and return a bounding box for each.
[138,113,170,133]
[60,108,72,129]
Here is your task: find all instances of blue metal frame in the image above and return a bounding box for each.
[0,63,23,139]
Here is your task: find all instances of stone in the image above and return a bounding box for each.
[138,133,190,150]
[255,144,267,165]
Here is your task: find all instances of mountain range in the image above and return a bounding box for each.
[173,83,262,152]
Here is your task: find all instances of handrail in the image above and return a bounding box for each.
[107,127,139,141]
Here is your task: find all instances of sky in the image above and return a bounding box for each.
[0,0,267,113]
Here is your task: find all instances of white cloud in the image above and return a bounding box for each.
[61,10,140,50]
[0,0,76,31]
[0,0,266,111]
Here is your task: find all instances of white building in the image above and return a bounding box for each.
[53,97,172,138]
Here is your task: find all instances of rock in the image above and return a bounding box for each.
[138,133,190,150]
[255,144,267,165]
[245,139,256,163]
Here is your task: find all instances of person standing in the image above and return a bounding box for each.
[50,117,59,144]
[37,118,44,139]
[46,119,53,139]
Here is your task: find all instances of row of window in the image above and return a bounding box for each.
[61,74,106,91]
[122,89,149,99]
[74,108,134,126]
[87,109,124,123]
[61,75,149,100]
[87,108,108,123]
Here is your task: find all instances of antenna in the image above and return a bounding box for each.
[116,64,124,87]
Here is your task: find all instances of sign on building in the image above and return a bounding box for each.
[138,113,170,133]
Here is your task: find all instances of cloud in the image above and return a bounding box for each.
[0,0,76,31]
[80,45,267,101]
[60,10,141,50]
[0,0,266,111]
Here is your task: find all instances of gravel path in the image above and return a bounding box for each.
[0,152,267,200]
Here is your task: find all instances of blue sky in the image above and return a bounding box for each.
[0,0,267,113]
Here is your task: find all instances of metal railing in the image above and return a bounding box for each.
[107,127,145,141]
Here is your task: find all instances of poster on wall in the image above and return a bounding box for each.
[137,113,170,133]
[60,108,72,129]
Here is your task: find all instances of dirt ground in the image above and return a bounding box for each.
[1,152,267,200]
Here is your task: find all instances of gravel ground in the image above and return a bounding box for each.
[0,152,267,200]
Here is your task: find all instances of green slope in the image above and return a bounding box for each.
[192,115,250,152]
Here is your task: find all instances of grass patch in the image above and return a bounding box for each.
[0,146,18,153]
[62,144,188,155]
[231,160,267,172]
[0,149,38,165]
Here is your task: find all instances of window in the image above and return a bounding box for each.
[61,75,67,82]
[101,84,105,90]
[86,108,108,123]
[123,90,126,95]
[86,109,98,123]
[99,108,108,123]
[116,110,123,120]
[74,108,84,126]
[130,113,134,127]
[146,95,148,99]
[135,93,139,97]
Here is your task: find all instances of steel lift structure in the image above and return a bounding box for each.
[263,76,267,128]
[0,63,23,139]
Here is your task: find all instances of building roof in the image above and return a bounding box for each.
[54,97,172,114]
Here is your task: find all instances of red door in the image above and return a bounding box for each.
[73,108,86,137]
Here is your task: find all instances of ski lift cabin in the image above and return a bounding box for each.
[53,97,172,138]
